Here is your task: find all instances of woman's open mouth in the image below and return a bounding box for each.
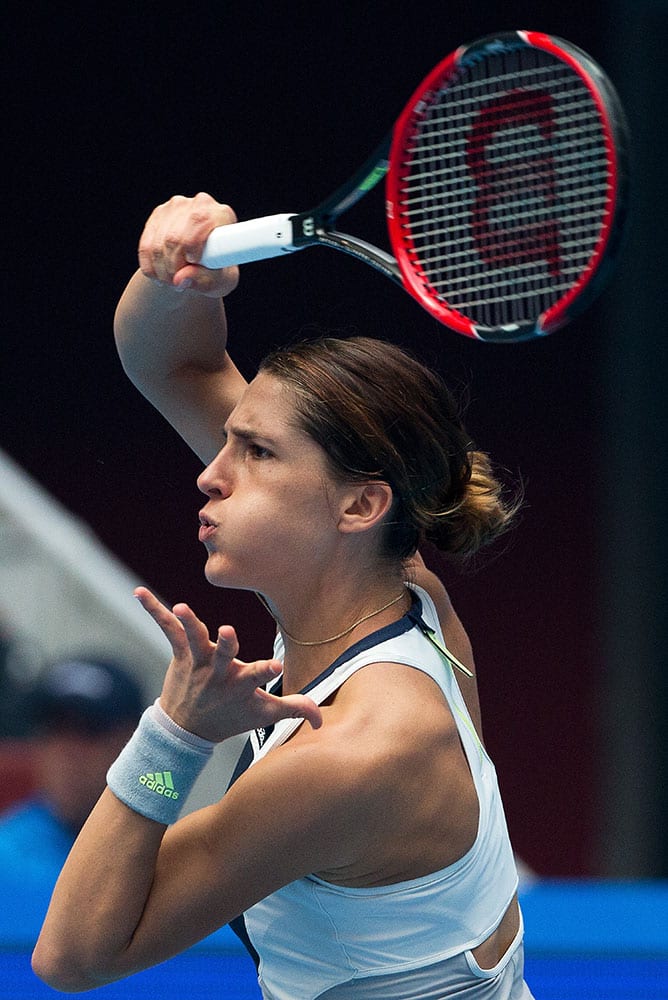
[198,512,218,543]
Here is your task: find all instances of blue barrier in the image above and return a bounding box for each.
[2,879,666,999]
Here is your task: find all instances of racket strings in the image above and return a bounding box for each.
[394,47,613,331]
[404,119,607,185]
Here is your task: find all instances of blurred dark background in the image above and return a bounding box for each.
[4,1,667,878]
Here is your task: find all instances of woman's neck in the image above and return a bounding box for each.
[258,577,410,694]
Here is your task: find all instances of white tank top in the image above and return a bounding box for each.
[237,585,522,999]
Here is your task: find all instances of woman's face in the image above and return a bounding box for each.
[196,373,347,595]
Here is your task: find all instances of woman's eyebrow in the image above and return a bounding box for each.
[224,422,278,446]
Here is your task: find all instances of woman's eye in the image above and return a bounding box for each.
[249,443,272,459]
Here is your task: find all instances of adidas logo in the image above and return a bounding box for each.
[139,770,179,800]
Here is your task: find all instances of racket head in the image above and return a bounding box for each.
[386,31,630,342]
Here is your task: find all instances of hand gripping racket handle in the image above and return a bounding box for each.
[199,213,300,268]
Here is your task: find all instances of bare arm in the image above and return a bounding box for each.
[32,591,326,991]
[33,746,349,992]
[31,597,407,991]
[113,195,248,463]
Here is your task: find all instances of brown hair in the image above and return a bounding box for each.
[260,336,519,561]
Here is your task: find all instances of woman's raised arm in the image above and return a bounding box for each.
[113,194,248,463]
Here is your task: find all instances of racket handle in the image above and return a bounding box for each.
[200,213,299,268]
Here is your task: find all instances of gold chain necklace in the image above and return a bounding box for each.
[255,590,406,646]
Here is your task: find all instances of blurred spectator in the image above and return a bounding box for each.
[0,625,30,739]
[0,658,145,883]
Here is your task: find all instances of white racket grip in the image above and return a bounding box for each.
[200,213,299,268]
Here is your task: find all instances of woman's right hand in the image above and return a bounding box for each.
[138,192,240,298]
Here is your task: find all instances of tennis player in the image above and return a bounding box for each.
[33,193,535,999]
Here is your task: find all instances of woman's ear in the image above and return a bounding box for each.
[337,482,394,534]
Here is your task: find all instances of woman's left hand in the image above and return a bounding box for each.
[134,586,322,741]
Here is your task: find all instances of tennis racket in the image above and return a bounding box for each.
[201,31,629,343]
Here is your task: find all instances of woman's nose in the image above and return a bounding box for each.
[197,449,230,497]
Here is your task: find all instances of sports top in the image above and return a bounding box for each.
[233,585,523,999]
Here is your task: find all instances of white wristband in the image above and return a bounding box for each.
[107,700,214,824]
